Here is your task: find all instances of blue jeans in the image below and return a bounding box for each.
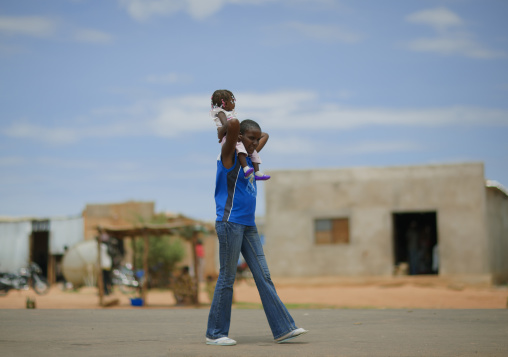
[206,221,297,340]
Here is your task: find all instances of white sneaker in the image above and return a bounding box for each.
[275,328,309,343]
[206,337,237,346]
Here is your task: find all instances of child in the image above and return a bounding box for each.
[210,89,270,180]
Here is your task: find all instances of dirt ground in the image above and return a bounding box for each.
[1,276,507,309]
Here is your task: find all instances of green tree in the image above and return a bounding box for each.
[133,214,186,288]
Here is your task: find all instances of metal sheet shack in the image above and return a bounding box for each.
[0,216,84,283]
[264,162,508,284]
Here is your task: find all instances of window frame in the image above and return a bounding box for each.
[314,217,350,245]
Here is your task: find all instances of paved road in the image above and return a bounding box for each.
[1,309,507,356]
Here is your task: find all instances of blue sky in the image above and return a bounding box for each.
[1,0,507,221]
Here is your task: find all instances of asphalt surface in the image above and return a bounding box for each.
[1,309,507,356]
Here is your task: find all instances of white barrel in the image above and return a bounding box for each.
[62,240,100,287]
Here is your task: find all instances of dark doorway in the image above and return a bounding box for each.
[393,212,438,275]
[31,220,50,278]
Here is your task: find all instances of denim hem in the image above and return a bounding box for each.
[273,328,296,340]
[206,334,227,339]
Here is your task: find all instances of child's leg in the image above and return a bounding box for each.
[236,142,254,177]
[238,153,253,176]
[250,151,270,181]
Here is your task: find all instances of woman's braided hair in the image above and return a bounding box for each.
[211,89,235,109]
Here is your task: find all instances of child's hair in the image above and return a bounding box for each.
[211,89,235,109]
[240,119,261,134]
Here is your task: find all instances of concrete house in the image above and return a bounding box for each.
[264,162,508,284]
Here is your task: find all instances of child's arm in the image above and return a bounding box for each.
[256,132,269,152]
[216,112,228,142]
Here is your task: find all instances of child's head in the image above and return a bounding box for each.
[211,89,236,111]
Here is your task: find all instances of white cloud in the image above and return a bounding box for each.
[0,43,27,55]
[342,141,422,154]
[104,91,507,135]
[118,0,183,21]
[118,0,228,21]
[187,0,228,19]
[268,136,317,154]
[0,16,57,37]
[36,157,140,171]
[236,91,508,130]
[0,15,114,47]
[405,7,506,59]
[3,123,78,145]
[73,29,114,44]
[279,22,362,43]
[406,7,462,31]
[267,136,421,156]
[1,119,147,145]
[145,72,193,84]
[0,157,26,166]
[149,94,207,136]
[118,0,329,21]
[35,157,104,170]
[3,90,508,145]
[407,33,506,59]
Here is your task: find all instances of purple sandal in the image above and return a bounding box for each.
[255,174,271,181]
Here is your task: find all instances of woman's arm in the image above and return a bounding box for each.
[256,132,269,152]
[221,118,240,169]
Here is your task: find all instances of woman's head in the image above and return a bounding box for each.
[240,119,261,135]
[239,119,262,155]
[211,89,236,111]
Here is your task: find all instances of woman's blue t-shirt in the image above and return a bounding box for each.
[215,154,257,226]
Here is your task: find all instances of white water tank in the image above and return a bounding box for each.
[62,240,101,287]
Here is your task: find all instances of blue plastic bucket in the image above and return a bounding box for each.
[130,298,144,306]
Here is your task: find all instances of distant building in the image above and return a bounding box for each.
[0,216,84,283]
[83,201,155,240]
[264,162,508,285]
[83,202,217,279]
[0,201,218,284]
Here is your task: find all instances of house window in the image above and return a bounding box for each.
[314,218,350,245]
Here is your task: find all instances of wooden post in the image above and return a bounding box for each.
[47,255,56,285]
[191,230,199,305]
[142,230,149,306]
[96,236,104,307]
[29,233,34,265]
[132,237,137,273]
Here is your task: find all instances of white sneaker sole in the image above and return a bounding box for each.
[206,337,237,346]
[276,329,309,343]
